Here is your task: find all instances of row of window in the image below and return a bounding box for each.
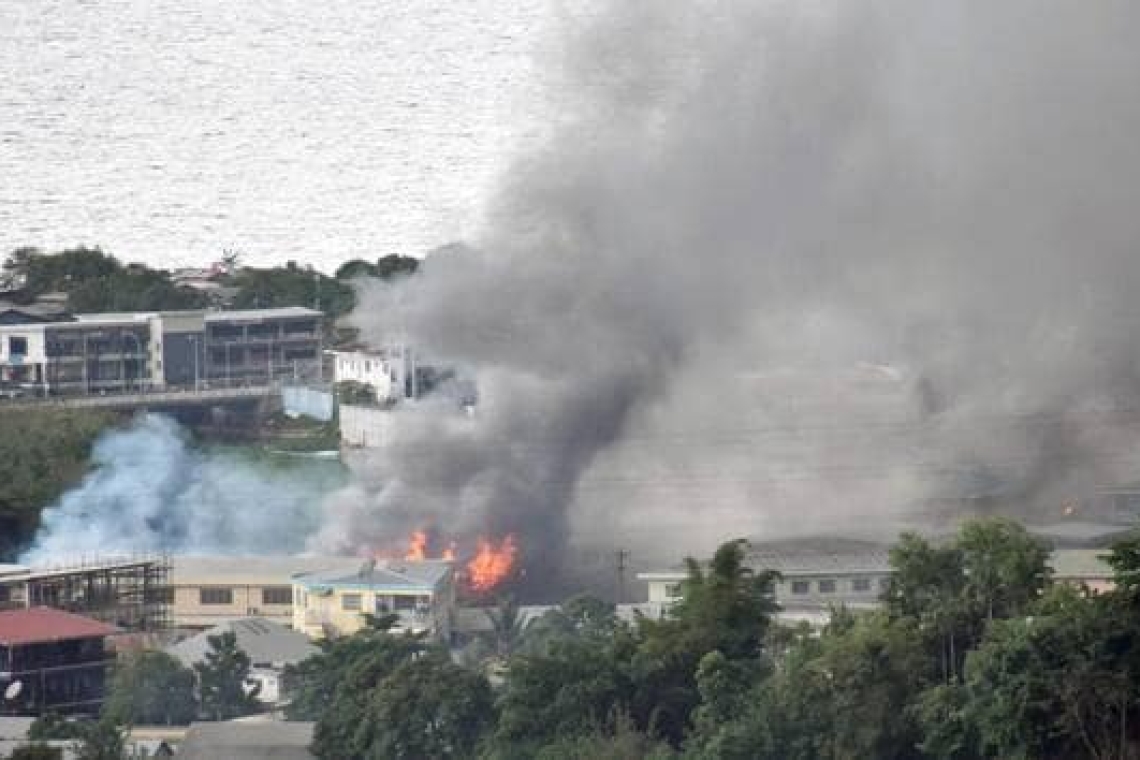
[339,593,431,612]
[196,586,293,605]
[788,577,890,595]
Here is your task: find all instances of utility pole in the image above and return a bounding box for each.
[615,548,629,605]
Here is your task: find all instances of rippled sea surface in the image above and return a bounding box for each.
[0,0,571,270]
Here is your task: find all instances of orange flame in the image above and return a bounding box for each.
[466,535,518,592]
[405,530,428,561]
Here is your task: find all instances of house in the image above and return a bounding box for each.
[177,721,315,760]
[165,618,316,704]
[0,608,118,716]
[168,556,362,629]
[292,559,455,641]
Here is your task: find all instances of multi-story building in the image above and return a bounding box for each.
[0,306,322,395]
[167,556,361,629]
[292,559,455,641]
[639,537,1118,626]
[640,538,893,626]
[0,607,117,716]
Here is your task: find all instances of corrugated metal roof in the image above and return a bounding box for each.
[166,618,316,669]
[294,559,451,592]
[0,607,117,647]
[204,307,321,322]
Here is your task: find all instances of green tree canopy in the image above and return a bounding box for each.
[193,631,261,721]
[103,651,197,726]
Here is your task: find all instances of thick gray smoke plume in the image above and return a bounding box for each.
[320,1,1140,579]
[23,415,340,563]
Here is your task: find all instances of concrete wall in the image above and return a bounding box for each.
[332,351,395,400]
[170,584,295,628]
[282,386,334,422]
[338,404,397,448]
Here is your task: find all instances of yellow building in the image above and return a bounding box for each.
[292,559,454,641]
[169,556,361,629]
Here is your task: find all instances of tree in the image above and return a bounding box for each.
[344,651,494,760]
[0,408,113,560]
[228,265,354,319]
[632,539,779,743]
[73,719,124,760]
[283,615,422,723]
[957,517,1051,621]
[193,631,261,720]
[103,651,197,725]
[483,595,533,658]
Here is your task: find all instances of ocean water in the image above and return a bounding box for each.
[0,0,579,272]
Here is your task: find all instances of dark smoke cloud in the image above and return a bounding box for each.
[318,1,1140,579]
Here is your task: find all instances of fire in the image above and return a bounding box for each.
[466,535,518,592]
[442,542,457,561]
[404,530,429,561]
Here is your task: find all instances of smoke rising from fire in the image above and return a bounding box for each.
[22,415,338,563]
[321,0,1140,579]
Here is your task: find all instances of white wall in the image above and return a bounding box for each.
[0,325,47,364]
[333,351,396,400]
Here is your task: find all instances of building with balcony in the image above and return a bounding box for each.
[0,607,118,716]
[0,306,323,396]
[292,560,455,641]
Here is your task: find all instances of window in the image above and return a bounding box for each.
[879,577,892,591]
[664,583,683,599]
[200,588,233,605]
[8,337,27,356]
[394,595,417,610]
[341,593,362,611]
[262,586,293,605]
[851,578,872,592]
[790,580,810,595]
[818,579,837,594]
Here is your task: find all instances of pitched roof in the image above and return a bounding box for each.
[0,607,117,646]
[166,618,316,669]
[293,559,451,592]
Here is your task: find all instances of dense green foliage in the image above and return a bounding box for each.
[103,650,197,725]
[0,408,114,559]
[2,247,423,322]
[193,631,262,720]
[1,247,208,312]
[283,520,1140,759]
[334,254,419,281]
[228,262,355,319]
[72,719,125,760]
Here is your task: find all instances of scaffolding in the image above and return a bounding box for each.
[0,555,171,632]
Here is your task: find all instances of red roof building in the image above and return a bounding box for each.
[0,607,118,647]
[0,608,117,716]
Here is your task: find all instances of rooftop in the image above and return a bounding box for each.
[166,618,316,669]
[178,721,314,760]
[170,556,363,587]
[0,607,118,647]
[1049,549,1116,580]
[204,307,321,322]
[293,559,452,592]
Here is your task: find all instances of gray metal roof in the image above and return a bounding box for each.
[178,722,314,760]
[293,559,452,593]
[1049,549,1115,580]
[166,618,317,669]
[204,307,322,322]
[745,537,894,575]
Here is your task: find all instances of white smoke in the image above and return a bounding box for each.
[21,414,340,563]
